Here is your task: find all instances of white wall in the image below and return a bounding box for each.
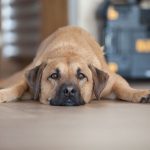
[68,0,103,39]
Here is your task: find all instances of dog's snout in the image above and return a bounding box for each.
[63,85,77,97]
[50,83,85,106]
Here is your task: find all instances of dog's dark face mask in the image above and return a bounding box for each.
[50,83,85,106]
[25,58,109,106]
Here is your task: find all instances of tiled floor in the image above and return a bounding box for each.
[0,82,150,150]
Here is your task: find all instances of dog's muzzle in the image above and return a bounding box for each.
[49,83,85,106]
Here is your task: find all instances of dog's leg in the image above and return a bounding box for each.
[0,80,28,103]
[112,74,150,103]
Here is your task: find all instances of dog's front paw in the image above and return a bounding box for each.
[0,90,7,103]
[0,89,14,103]
[40,99,49,105]
[140,94,150,103]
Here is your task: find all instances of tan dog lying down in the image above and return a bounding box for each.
[0,26,150,106]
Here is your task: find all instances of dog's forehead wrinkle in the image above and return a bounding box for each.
[55,63,68,73]
[69,62,81,70]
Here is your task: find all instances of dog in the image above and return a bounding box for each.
[0,26,150,106]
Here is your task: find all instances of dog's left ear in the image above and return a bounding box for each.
[89,65,109,100]
[25,63,46,100]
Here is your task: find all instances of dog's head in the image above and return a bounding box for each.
[25,56,109,106]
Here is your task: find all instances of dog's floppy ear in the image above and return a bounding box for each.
[25,63,46,100]
[89,65,109,100]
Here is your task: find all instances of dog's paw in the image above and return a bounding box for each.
[0,89,13,103]
[140,94,150,103]
[0,90,7,103]
[40,99,49,105]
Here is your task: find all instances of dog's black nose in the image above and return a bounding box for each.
[63,85,77,97]
[61,84,79,106]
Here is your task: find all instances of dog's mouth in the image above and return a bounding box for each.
[63,98,76,106]
[49,97,85,106]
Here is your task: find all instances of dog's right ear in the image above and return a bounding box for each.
[25,63,46,100]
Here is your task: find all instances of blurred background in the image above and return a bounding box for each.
[0,0,150,80]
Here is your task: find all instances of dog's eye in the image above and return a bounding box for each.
[49,73,59,80]
[77,73,86,80]
[48,68,60,80]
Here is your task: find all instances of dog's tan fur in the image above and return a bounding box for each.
[0,26,150,104]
